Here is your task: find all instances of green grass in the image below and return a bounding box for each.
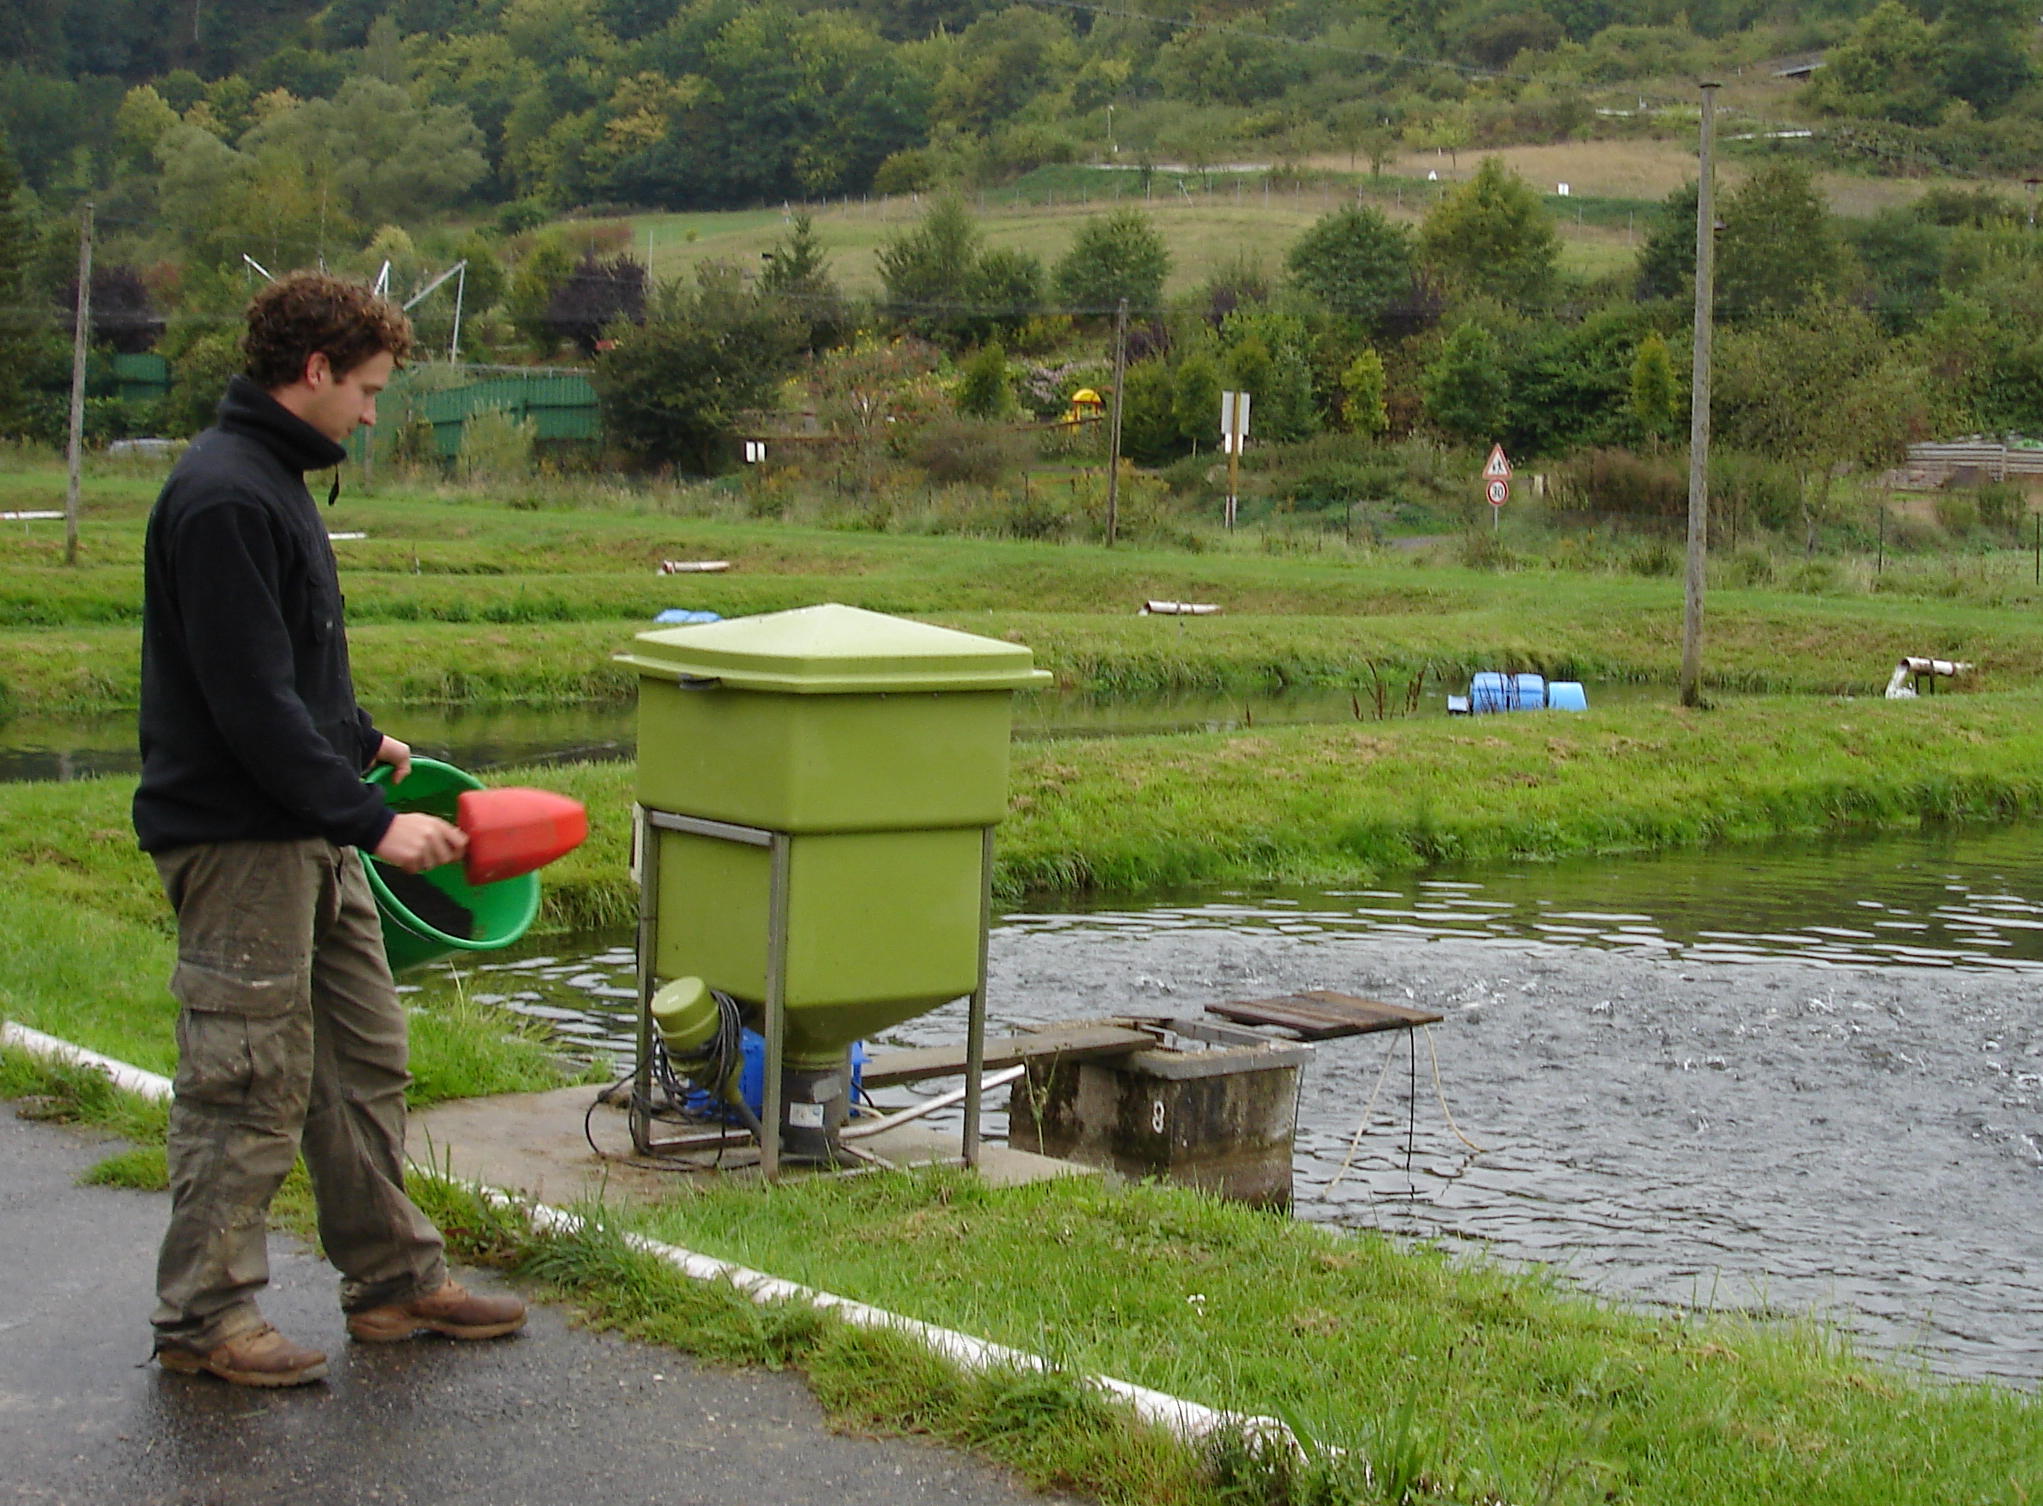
[403,1166,2043,1506]
[6,455,2043,719]
[473,692,2043,915]
[625,170,1655,302]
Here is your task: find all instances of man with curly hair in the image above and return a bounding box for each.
[135,272,526,1387]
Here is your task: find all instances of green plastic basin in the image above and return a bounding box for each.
[362,757,542,973]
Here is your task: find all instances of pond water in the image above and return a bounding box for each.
[459,822,2043,1386]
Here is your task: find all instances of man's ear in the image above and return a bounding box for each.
[303,350,332,388]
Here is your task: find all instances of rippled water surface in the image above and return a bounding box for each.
[468,824,2043,1384]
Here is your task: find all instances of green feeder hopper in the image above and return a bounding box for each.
[618,603,1051,1170]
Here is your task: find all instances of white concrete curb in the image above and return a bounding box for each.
[2,1021,176,1101]
[2,1019,1291,1451]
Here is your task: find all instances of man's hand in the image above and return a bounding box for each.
[374,812,467,874]
[373,734,413,783]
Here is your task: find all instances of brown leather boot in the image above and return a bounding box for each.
[346,1279,527,1343]
[157,1324,329,1387]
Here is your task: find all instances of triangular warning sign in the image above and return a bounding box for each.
[1483,444,1512,480]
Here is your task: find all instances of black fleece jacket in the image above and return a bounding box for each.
[132,377,394,854]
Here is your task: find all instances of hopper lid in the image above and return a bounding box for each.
[617,602,1053,694]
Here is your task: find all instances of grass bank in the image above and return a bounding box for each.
[1,688,2027,1113]
[9,689,2041,1064]
[439,1168,2039,1506]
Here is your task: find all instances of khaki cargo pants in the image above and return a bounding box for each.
[151,838,445,1352]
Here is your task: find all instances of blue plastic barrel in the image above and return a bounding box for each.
[1470,672,1511,713]
[1548,681,1588,711]
[1512,673,1546,710]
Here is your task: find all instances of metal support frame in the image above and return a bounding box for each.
[630,805,994,1181]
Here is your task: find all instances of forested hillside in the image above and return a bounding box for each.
[2,0,2041,523]
[5,0,2039,220]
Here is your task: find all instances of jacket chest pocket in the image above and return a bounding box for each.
[307,582,343,644]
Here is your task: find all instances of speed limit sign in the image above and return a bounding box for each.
[1485,478,1510,507]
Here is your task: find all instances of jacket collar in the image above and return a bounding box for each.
[217,375,349,476]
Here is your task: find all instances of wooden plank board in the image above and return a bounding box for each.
[862,1024,1153,1089]
[1206,991,1443,1040]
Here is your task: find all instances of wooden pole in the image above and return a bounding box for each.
[1105,297,1127,548]
[64,203,93,569]
[1679,83,1720,710]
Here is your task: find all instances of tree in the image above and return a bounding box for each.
[966,247,1044,347]
[1221,306,1318,443]
[507,238,576,356]
[1118,358,1181,463]
[1341,348,1390,438]
[546,251,646,357]
[760,212,850,355]
[1422,322,1509,442]
[1808,1,1942,124]
[1419,157,1559,307]
[1714,301,1943,551]
[955,342,1013,419]
[593,263,802,474]
[0,128,35,435]
[1286,204,1415,331]
[1628,333,1678,449]
[1634,181,1697,302]
[1716,161,1845,325]
[59,264,164,355]
[1172,348,1223,449]
[877,194,982,345]
[1051,209,1171,319]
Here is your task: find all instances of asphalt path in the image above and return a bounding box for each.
[0,1106,1079,1506]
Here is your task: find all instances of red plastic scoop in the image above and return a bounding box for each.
[455,787,589,886]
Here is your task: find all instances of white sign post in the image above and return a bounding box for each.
[1482,443,1512,530]
[1220,390,1252,530]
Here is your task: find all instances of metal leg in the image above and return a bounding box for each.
[631,805,659,1156]
[761,831,791,1182]
[963,825,994,1169]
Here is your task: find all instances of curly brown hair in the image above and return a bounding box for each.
[243,272,413,389]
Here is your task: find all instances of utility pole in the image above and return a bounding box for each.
[64,203,93,569]
[1680,83,1719,710]
[1105,297,1127,548]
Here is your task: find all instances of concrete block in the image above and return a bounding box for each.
[1007,1020,1311,1209]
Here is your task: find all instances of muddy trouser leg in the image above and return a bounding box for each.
[151,840,322,1354]
[304,847,446,1314]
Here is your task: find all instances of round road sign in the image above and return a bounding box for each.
[1485,478,1510,507]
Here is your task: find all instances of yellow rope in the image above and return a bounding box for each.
[1322,1031,1402,1193]
[1424,1025,1487,1154]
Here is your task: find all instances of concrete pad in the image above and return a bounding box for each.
[408,1085,1097,1203]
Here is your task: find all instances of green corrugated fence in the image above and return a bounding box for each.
[366,367,599,463]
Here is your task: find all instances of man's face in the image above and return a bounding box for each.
[300,349,396,444]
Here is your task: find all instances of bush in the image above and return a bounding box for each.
[1552,447,1684,518]
[911,419,1026,486]
[1709,450,1803,534]
[955,344,1014,420]
[1721,546,1778,587]
[455,406,537,484]
[1263,433,1405,513]
[1976,481,2028,532]
[1934,489,1979,537]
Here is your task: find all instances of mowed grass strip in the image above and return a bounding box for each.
[559,1165,2040,1506]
